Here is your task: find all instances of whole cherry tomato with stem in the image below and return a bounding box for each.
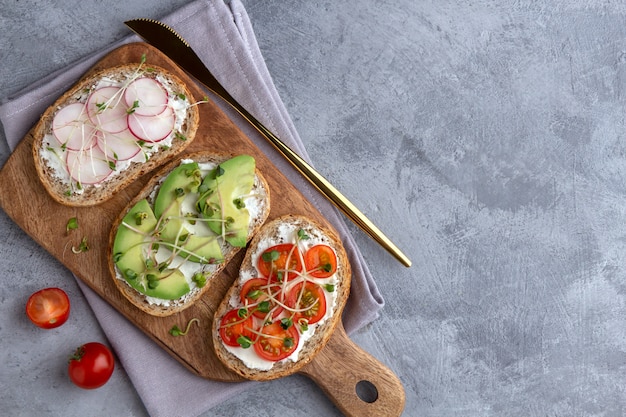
[68,342,115,389]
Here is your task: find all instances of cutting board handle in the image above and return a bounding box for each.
[299,325,405,417]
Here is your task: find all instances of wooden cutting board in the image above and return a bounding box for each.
[0,43,404,417]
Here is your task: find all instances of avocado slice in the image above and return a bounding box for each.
[113,198,190,300]
[197,155,256,247]
[153,162,202,219]
[119,262,190,300]
[154,162,223,263]
[142,268,189,300]
[113,198,157,259]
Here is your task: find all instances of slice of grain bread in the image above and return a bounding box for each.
[32,63,200,207]
[107,151,271,317]
[212,214,352,381]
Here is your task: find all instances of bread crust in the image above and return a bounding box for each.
[212,214,351,380]
[32,63,200,207]
[107,151,271,317]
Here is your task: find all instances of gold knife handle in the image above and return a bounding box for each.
[220,91,412,267]
[249,114,412,267]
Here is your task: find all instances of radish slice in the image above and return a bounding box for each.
[124,77,169,116]
[52,102,97,151]
[86,87,129,134]
[127,106,175,142]
[65,147,114,185]
[96,128,142,161]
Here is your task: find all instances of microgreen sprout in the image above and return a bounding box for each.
[280,317,293,330]
[298,318,309,333]
[124,269,138,281]
[237,335,253,348]
[247,289,263,300]
[127,100,140,114]
[192,272,207,288]
[283,337,295,349]
[169,318,199,337]
[262,250,280,263]
[96,102,107,112]
[135,212,148,226]
[256,301,271,313]
[71,236,89,253]
[66,217,78,234]
[233,198,245,209]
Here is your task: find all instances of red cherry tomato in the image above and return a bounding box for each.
[240,278,285,319]
[219,309,254,347]
[257,243,302,281]
[304,244,337,278]
[254,321,299,361]
[287,281,327,325]
[68,342,115,389]
[25,287,70,329]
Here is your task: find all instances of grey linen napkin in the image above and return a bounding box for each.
[0,0,383,416]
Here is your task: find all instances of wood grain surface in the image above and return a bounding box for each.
[0,43,404,416]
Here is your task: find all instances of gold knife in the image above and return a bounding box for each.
[124,19,411,267]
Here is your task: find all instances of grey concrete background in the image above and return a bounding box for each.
[2,0,626,416]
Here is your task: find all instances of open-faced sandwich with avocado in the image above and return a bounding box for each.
[108,151,270,316]
[212,214,351,380]
[32,56,200,206]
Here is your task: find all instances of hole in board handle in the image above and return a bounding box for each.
[355,380,378,403]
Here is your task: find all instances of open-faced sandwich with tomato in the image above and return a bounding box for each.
[212,214,351,380]
[32,55,200,206]
[107,151,270,316]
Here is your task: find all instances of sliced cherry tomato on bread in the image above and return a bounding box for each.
[287,281,327,325]
[254,321,299,361]
[304,244,337,278]
[219,309,254,347]
[25,287,70,329]
[257,243,302,282]
[240,278,284,319]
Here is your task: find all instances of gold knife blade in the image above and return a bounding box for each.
[124,18,411,267]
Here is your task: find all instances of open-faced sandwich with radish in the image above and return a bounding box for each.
[107,151,270,317]
[32,56,200,206]
[212,214,351,380]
